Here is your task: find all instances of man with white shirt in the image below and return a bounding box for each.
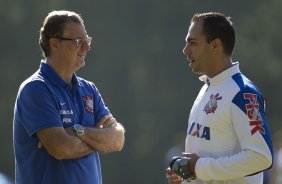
[166,12,273,184]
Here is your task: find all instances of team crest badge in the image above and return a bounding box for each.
[203,93,222,114]
[82,96,94,113]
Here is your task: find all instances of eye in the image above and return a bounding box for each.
[78,39,85,46]
[189,41,196,45]
[76,37,92,46]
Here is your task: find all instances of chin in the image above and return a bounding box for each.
[73,61,85,72]
[80,61,86,68]
[78,59,86,67]
[191,68,202,75]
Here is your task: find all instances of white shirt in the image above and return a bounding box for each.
[185,63,273,184]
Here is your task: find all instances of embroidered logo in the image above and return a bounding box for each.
[203,93,222,114]
[82,96,94,113]
[243,93,265,135]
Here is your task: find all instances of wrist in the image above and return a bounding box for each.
[72,124,85,136]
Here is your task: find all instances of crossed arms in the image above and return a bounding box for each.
[36,114,125,160]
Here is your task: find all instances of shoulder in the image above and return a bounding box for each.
[17,72,51,100]
[231,73,262,94]
[231,73,265,109]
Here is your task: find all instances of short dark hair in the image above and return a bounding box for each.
[191,12,235,56]
[39,10,84,58]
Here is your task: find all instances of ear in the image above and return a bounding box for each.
[210,38,222,53]
[49,38,61,50]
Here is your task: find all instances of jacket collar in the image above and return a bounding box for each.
[199,62,241,86]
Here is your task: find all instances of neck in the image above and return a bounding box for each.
[46,57,73,83]
[207,56,233,78]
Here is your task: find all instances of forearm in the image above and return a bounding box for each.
[79,123,125,153]
[37,127,93,160]
[52,135,93,160]
[195,149,272,181]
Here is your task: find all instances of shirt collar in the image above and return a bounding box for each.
[40,59,80,89]
[199,62,241,86]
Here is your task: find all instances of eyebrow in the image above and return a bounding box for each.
[186,37,196,42]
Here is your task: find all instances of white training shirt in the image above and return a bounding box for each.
[185,63,273,184]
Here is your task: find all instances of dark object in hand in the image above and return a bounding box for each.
[169,156,195,181]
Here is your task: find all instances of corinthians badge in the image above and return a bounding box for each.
[82,96,94,113]
[203,93,222,114]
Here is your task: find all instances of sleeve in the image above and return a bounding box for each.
[231,88,273,168]
[232,88,273,158]
[195,88,273,181]
[91,83,110,123]
[16,81,63,137]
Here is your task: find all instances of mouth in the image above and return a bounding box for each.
[78,53,86,58]
[188,57,195,64]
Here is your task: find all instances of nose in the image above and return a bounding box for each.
[183,43,189,55]
[82,43,91,52]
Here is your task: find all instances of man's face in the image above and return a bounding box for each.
[58,22,91,71]
[183,21,213,76]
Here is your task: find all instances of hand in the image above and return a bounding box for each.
[95,114,118,128]
[182,152,200,177]
[166,167,183,184]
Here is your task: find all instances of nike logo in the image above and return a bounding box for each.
[60,102,66,105]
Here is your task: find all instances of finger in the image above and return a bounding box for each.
[166,169,181,180]
[96,114,113,126]
[167,174,182,180]
[168,180,183,184]
[182,152,196,159]
[182,152,192,156]
[103,118,117,127]
[182,152,199,160]
[98,117,117,128]
[166,167,174,174]
[167,174,183,184]
[166,167,184,184]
